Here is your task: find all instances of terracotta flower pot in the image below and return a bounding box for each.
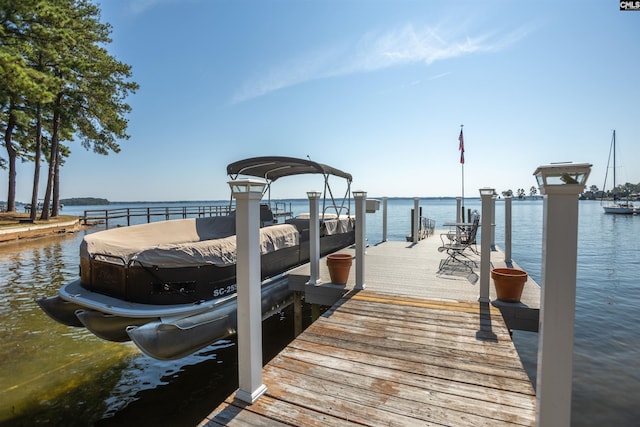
[326,253,352,285]
[491,268,528,303]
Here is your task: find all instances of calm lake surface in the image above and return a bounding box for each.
[1,198,638,426]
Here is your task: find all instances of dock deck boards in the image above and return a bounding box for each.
[199,235,538,426]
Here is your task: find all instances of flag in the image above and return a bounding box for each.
[458,129,465,164]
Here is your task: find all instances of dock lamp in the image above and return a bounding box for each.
[478,187,495,302]
[306,191,322,285]
[353,190,367,290]
[532,162,591,427]
[534,162,591,193]
[228,178,268,404]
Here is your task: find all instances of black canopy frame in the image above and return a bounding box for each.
[227,156,353,218]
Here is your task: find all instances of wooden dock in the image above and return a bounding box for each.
[199,235,539,426]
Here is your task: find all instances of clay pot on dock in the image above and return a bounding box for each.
[326,254,352,285]
[491,268,528,303]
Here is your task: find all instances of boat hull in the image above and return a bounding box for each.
[127,277,293,360]
[38,276,293,359]
[603,204,637,215]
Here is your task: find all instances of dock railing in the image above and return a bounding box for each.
[407,212,435,242]
[82,205,232,228]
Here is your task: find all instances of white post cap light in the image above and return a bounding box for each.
[479,187,496,196]
[228,178,267,196]
[306,191,322,198]
[533,162,592,194]
[353,190,367,198]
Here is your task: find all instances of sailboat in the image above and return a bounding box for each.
[602,130,637,215]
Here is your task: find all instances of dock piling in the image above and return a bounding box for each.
[354,191,367,290]
[533,162,591,426]
[306,191,321,285]
[479,188,495,302]
[229,179,268,404]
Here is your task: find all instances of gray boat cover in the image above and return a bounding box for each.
[80,216,299,267]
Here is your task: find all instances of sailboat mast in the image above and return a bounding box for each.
[613,129,616,192]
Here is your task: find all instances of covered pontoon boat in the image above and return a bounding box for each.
[38,156,355,359]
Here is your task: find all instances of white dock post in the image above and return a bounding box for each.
[306,191,321,285]
[504,196,512,264]
[412,197,419,243]
[354,190,367,290]
[533,163,591,427]
[228,178,267,404]
[491,194,497,250]
[382,197,388,242]
[479,188,495,303]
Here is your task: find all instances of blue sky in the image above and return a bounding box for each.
[4,0,640,202]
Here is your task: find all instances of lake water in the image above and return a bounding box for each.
[1,198,638,426]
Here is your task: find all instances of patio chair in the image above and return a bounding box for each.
[437,212,480,273]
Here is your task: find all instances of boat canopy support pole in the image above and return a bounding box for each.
[321,173,352,218]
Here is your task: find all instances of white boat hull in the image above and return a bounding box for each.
[37,275,293,359]
[603,204,637,215]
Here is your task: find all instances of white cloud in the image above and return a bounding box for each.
[232,23,531,103]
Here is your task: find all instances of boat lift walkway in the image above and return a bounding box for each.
[199,236,540,426]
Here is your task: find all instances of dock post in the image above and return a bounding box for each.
[533,163,591,427]
[479,188,495,303]
[306,191,321,285]
[354,190,367,290]
[491,194,497,250]
[382,197,388,242]
[293,291,302,337]
[504,196,512,264]
[228,178,268,404]
[412,198,419,243]
[456,197,462,241]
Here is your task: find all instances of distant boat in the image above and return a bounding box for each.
[602,130,637,215]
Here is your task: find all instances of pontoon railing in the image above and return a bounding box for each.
[82,205,232,228]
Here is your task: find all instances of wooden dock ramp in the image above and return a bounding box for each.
[200,290,536,426]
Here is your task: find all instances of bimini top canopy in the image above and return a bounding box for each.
[227,156,352,183]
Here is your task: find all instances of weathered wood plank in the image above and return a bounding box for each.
[271,348,535,410]
[288,333,534,394]
[201,394,365,427]
[304,316,525,371]
[267,354,535,425]
[264,362,533,426]
[200,281,537,425]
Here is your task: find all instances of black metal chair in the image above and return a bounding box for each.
[437,213,480,273]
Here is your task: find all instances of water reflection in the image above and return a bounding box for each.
[0,225,303,426]
[2,200,640,426]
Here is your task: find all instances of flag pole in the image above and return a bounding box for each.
[459,124,465,222]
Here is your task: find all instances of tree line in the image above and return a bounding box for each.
[500,183,640,200]
[1,0,137,220]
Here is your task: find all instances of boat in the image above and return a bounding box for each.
[37,156,356,359]
[602,130,637,215]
